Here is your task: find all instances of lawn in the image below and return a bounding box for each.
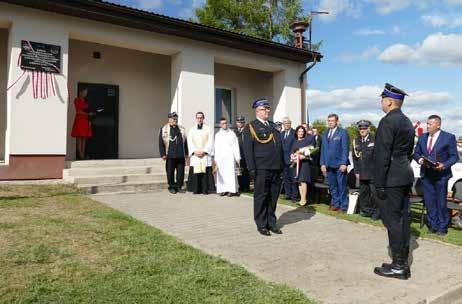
[0,185,315,304]
[277,196,462,247]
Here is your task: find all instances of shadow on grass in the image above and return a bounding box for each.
[278,206,316,229]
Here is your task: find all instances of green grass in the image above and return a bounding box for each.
[0,185,315,304]
[276,195,462,247]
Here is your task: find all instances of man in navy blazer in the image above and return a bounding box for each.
[320,114,350,212]
[414,115,459,235]
[280,117,298,201]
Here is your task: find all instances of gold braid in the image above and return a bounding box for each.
[248,123,274,144]
[352,137,362,158]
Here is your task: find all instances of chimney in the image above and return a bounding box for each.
[290,21,310,48]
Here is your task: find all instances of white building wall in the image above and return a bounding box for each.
[215,63,273,124]
[4,11,69,159]
[0,28,7,160]
[0,3,308,162]
[68,40,171,159]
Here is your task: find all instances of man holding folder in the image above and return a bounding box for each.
[414,115,459,235]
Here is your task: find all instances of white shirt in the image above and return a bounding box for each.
[284,128,291,139]
[257,117,269,126]
[427,130,441,150]
[328,127,337,139]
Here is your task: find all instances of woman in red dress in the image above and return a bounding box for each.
[71,88,93,160]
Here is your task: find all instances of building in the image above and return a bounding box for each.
[0,0,321,180]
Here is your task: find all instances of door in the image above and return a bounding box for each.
[77,83,119,159]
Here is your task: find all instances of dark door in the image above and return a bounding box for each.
[77,83,119,160]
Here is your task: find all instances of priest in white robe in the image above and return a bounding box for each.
[214,117,241,196]
[187,112,216,194]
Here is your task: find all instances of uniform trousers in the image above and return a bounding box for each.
[421,177,449,232]
[376,186,411,254]
[359,180,377,216]
[166,158,185,190]
[254,169,282,229]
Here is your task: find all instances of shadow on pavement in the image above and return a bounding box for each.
[278,206,316,229]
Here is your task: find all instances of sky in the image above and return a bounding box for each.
[111,0,462,135]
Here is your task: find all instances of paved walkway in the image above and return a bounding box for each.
[94,191,462,304]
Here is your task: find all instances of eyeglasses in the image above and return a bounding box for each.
[257,106,271,111]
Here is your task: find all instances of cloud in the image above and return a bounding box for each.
[179,0,205,19]
[365,0,412,14]
[316,0,361,21]
[378,33,462,65]
[421,14,462,28]
[307,85,460,134]
[447,0,462,5]
[337,45,380,62]
[354,28,385,35]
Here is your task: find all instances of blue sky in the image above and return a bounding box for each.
[112,0,462,135]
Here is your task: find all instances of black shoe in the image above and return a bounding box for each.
[203,191,209,195]
[257,228,271,236]
[177,188,186,193]
[168,188,178,194]
[374,264,410,280]
[219,192,227,196]
[269,227,282,234]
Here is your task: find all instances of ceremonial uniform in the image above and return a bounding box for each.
[352,120,378,218]
[158,112,188,193]
[243,99,283,235]
[373,83,415,280]
[234,116,250,192]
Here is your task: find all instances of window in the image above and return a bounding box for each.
[215,88,234,126]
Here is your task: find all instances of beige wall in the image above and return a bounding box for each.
[215,63,273,125]
[0,29,7,160]
[68,39,171,159]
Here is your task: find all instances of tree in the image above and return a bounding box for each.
[311,118,327,136]
[194,0,306,44]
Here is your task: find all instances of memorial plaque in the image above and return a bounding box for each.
[20,40,61,73]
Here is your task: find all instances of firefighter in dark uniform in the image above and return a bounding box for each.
[158,112,188,194]
[352,120,379,220]
[243,98,283,236]
[373,83,415,280]
[234,115,250,193]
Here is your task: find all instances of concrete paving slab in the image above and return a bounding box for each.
[93,191,462,304]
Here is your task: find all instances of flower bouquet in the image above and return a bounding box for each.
[290,146,319,177]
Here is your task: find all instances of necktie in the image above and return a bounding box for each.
[284,131,288,139]
[427,135,434,154]
[328,130,333,141]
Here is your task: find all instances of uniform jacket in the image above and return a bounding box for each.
[413,130,459,180]
[242,119,283,171]
[353,134,375,181]
[234,127,247,167]
[280,128,295,165]
[373,109,415,188]
[158,124,188,158]
[320,127,350,168]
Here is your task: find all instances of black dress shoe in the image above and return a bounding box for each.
[269,227,282,234]
[177,189,186,193]
[257,228,271,236]
[168,188,178,194]
[374,264,410,280]
[219,192,227,196]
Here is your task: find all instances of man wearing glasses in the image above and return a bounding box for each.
[242,98,283,236]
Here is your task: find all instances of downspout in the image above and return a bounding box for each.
[299,56,318,124]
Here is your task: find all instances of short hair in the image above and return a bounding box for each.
[282,117,291,123]
[294,125,307,139]
[219,117,227,122]
[428,115,441,124]
[327,113,339,121]
[196,112,205,118]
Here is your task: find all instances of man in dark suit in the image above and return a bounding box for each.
[320,114,350,212]
[414,115,459,235]
[280,117,298,201]
[234,115,250,193]
[243,98,283,236]
[373,83,415,280]
[352,120,378,219]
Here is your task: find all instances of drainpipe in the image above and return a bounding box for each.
[299,58,318,124]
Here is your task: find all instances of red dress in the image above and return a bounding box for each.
[71,97,93,138]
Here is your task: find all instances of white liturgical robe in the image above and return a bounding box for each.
[214,128,241,193]
[188,124,214,173]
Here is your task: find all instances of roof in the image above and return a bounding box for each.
[2,0,322,63]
